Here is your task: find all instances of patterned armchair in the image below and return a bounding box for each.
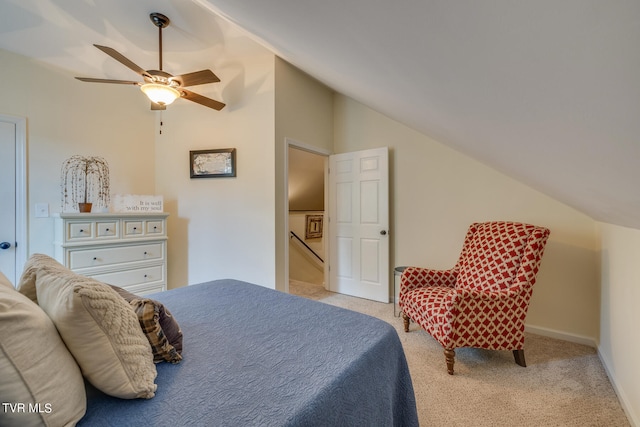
[399,221,550,375]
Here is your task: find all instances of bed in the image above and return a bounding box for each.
[77,279,419,426]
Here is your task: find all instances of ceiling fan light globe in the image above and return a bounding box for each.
[140,83,180,105]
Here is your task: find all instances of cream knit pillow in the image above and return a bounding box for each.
[0,271,86,427]
[29,255,157,399]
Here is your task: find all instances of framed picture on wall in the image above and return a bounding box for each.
[190,148,236,178]
[305,214,323,239]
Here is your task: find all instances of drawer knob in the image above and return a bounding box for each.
[79,229,84,233]
[144,251,148,255]
[106,228,110,231]
[133,227,137,230]
[144,274,148,278]
[93,257,97,261]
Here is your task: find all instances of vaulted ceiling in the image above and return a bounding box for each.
[2,0,639,229]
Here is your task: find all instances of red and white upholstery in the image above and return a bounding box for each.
[399,221,550,374]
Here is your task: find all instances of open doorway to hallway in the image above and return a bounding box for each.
[285,143,390,303]
[287,144,328,298]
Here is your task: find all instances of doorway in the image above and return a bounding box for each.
[0,114,27,286]
[285,140,329,298]
[284,141,391,302]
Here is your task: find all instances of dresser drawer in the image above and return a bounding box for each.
[89,265,164,288]
[67,222,93,240]
[124,220,144,236]
[96,221,119,238]
[146,220,164,235]
[127,283,165,297]
[69,243,164,270]
[116,281,166,297]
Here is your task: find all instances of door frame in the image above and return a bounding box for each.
[283,137,331,294]
[0,113,28,285]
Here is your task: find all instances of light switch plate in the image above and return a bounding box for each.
[35,203,49,218]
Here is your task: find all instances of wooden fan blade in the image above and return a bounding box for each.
[172,70,220,87]
[181,89,225,110]
[94,44,147,76]
[151,102,166,111]
[75,77,140,85]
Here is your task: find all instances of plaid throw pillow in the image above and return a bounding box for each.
[110,285,183,364]
[128,299,182,364]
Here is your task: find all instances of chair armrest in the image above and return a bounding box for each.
[452,287,519,303]
[400,266,457,295]
[446,287,529,328]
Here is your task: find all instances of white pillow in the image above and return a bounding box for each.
[0,271,86,427]
[28,255,158,399]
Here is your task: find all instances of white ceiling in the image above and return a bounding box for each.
[2,0,640,229]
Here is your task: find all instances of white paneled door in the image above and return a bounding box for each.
[329,147,389,302]
[0,120,16,283]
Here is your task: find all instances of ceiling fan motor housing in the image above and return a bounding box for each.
[145,70,180,88]
[150,13,170,29]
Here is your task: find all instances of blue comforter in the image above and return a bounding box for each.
[79,279,418,426]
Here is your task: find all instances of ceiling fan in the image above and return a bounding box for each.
[75,13,225,111]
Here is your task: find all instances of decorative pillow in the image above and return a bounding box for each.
[0,271,86,427]
[27,254,157,399]
[110,285,183,364]
[16,255,53,304]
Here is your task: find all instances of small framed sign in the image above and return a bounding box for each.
[305,214,323,239]
[190,148,236,178]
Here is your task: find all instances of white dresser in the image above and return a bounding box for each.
[54,213,169,296]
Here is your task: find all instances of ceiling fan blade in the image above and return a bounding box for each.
[93,44,147,76]
[172,70,220,87]
[181,89,226,110]
[75,77,140,85]
[151,102,166,111]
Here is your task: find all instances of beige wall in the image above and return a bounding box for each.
[333,95,600,343]
[154,53,278,289]
[0,48,156,256]
[599,223,640,425]
[274,58,334,291]
[288,147,325,211]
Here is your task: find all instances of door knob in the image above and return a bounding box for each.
[0,242,11,250]
[380,230,387,236]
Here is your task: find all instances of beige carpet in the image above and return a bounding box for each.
[290,280,630,427]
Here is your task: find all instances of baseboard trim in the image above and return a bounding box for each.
[597,348,639,427]
[524,324,597,348]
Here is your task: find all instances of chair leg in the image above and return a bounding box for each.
[402,312,410,332]
[444,348,455,375]
[513,349,526,367]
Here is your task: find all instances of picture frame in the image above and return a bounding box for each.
[305,214,323,239]
[190,148,236,178]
